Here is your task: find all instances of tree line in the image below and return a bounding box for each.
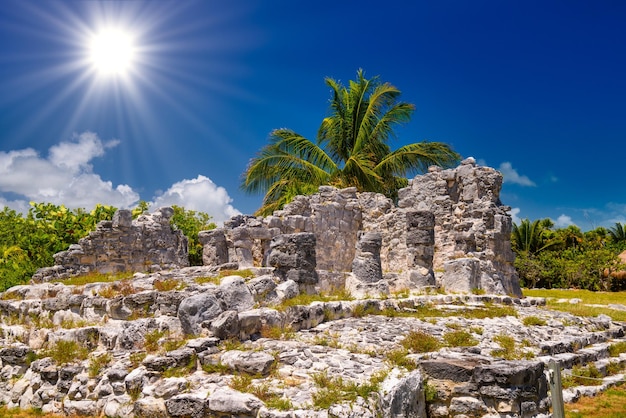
[512,219,626,291]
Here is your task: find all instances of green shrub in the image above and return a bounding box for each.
[523,316,547,326]
[443,330,478,347]
[43,340,89,365]
[401,330,441,353]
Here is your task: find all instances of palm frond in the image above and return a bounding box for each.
[375,141,460,178]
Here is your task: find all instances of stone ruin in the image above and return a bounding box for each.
[32,207,189,282]
[32,158,521,297]
[200,158,521,297]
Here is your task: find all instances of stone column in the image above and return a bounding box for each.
[405,211,435,287]
[268,233,318,292]
[352,231,383,283]
[198,229,229,266]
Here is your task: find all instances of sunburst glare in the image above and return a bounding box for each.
[89,28,135,77]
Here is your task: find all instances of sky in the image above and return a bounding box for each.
[0,1,625,228]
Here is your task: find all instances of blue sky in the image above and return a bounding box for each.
[0,1,624,228]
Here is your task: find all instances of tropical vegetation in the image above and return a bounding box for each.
[513,219,626,291]
[242,69,460,215]
[0,202,214,292]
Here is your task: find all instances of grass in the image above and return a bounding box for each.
[0,407,81,417]
[310,370,386,410]
[218,269,255,279]
[443,330,478,347]
[143,329,166,353]
[162,354,197,378]
[565,383,626,418]
[401,330,441,353]
[153,279,186,291]
[491,334,534,360]
[523,316,548,326]
[273,287,354,311]
[88,352,112,378]
[260,324,295,340]
[524,289,626,322]
[42,340,89,365]
[56,271,134,286]
[562,364,603,389]
[609,341,626,357]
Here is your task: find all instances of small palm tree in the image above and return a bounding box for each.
[242,70,460,215]
[608,222,626,243]
[511,219,561,255]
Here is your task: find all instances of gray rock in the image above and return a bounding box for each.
[134,396,168,418]
[380,369,426,418]
[220,350,276,376]
[276,280,299,301]
[178,293,223,336]
[269,233,318,286]
[220,276,255,311]
[207,387,263,416]
[165,394,206,418]
[209,310,240,340]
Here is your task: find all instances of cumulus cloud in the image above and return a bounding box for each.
[151,175,241,224]
[498,162,536,187]
[0,132,139,210]
[0,132,242,223]
[554,214,575,228]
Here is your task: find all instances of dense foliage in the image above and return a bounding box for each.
[242,69,460,215]
[512,219,626,291]
[0,202,215,292]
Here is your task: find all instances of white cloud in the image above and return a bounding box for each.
[0,132,242,224]
[498,162,536,187]
[0,132,139,210]
[151,175,241,224]
[554,214,575,228]
[509,207,521,225]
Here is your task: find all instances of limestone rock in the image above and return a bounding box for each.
[380,368,426,418]
[178,293,223,336]
[207,387,263,417]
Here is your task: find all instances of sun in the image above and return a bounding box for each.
[89,28,135,76]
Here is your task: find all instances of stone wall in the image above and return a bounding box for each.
[201,159,521,297]
[32,207,189,282]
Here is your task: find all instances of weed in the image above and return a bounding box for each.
[57,271,134,286]
[462,302,518,319]
[42,340,89,365]
[491,334,534,360]
[195,276,220,285]
[128,385,142,401]
[353,303,380,318]
[260,324,295,340]
[471,288,486,295]
[443,330,478,347]
[265,397,294,411]
[563,364,603,388]
[401,330,441,353]
[29,312,54,329]
[523,316,547,326]
[310,370,384,409]
[129,352,147,368]
[470,326,484,335]
[424,380,438,402]
[220,338,244,351]
[163,339,186,352]
[218,269,255,279]
[88,352,112,378]
[144,329,166,353]
[201,361,230,375]
[162,354,197,377]
[385,348,417,371]
[609,341,626,357]
[153,279,185,291]
[60,318,90,329]
[230,373,253,392]
[392,288,410,299]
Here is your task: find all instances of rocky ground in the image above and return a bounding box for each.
[1,267,626,417]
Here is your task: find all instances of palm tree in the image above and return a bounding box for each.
[242,70,460,215]
[608,222,626,243]
[511,218,561,255]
